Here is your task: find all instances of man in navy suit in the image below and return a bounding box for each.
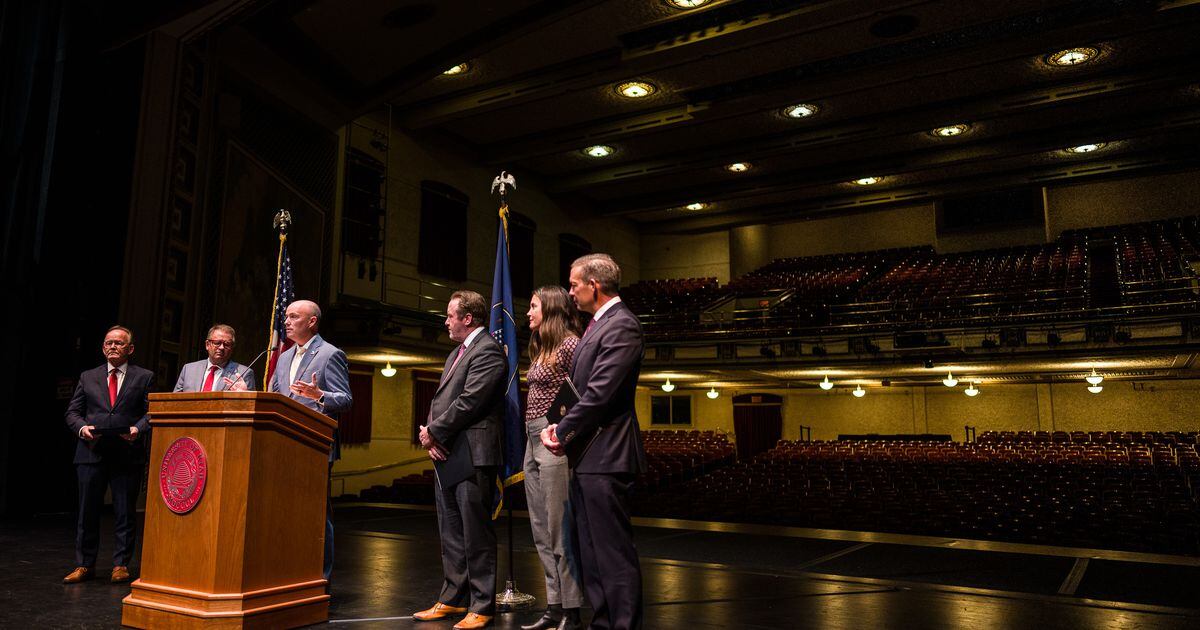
[173,324,255,392]
[542,254,647,630]
[63,326,156,584]
[269,299,352,581]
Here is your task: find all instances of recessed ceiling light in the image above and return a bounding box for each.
[853,176,882,186]
[1063,142,1106,154]
[931,124,968,137]
[443,63,470,75]
[725,162,752,173]
[666,0,710,8]
[685,202,708,211]
[582,145,614,158]
[783,103,818,118]
[1045,46,1099,67]
[616,81,656,98]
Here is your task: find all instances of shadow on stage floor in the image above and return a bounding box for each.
[3,503,1199,628]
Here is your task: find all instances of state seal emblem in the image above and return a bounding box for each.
[159,437,208,514]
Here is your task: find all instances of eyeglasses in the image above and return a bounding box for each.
[103,340,129,348]
[205,339,233,348]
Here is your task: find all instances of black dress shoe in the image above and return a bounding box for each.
[556,608,582,630]
[521,604,562,630]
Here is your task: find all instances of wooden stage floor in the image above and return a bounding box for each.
[3,502,1199,628]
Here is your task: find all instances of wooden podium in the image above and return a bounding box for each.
[122,392,337,629]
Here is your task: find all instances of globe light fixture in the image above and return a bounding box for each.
[616,81,656,98]
[725,162,752,173]
[1064,143,1106,154]
[819,375,834,390]
[706,387,719,399]
[1085,368,1104,386]
[783,103,818,118]
[1045,47,1099,67]
[685,202,708,211]
[964,382,980,397]
[380,362,397,378]
[583,145,613,158]
[943,372,958,387]
[932,124,968,137]
[1088,385,1104,394]
[661,379,676,393]
[443,63,469,75]
[852,385,866,398]
[853,176,881,186]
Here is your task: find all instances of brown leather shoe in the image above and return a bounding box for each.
[453,613,493,630]
[110,566,132,583]
[413,602,468,621]
[63,567,93,584]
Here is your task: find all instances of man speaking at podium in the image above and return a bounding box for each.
[173,324,255,392]
[270,299,352,581]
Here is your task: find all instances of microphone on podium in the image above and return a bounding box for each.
[224,348,269,391]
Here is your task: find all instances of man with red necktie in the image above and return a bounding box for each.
[63,326,156,585]
[172,324,255,393]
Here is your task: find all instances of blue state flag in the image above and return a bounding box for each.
[488,207,523,519]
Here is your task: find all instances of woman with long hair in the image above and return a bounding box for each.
[521,285,583,630]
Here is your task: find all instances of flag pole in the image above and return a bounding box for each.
[490,172,536,612]
[263,209,291,392]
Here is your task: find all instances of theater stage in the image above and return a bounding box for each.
[4,503,1199,628]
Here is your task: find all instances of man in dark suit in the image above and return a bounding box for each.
[269,299,352,581]
[173,324,255,392]
[542,253,647,630]
[63,325,156,584]
[414,290,506,630]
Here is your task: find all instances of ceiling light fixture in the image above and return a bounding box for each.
[964,382,980,397]
[819,376,834,390]
[661,379,676,393]
[685,202,708,211]
[1088,385,1104,394]
[943,372,958,387]
[582,145,613,158]
[783,103,818,119]
[380,362,397,378]
[725,162,752,173]
[931,124,968,137]
[853,176,882,186]
[666,0,710,7]
[852,385,866,398]
[1045,46,1099,67]
[1064,142,1106,154]
[707,387,719,399]
[443,63,470,75]
[616,81,656,98]
[1085,368,1104,386]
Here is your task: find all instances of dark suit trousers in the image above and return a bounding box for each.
[570,472,643,630]
[76,460,141,568]
[434,466,498,614]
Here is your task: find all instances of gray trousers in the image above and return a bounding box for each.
[524,417,584,608]
[434,465,498,614]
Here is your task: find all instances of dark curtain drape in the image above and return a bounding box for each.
[733,404,782,461]
[412,370,439,444]
[0,0,68,515]
[340,368,374,445]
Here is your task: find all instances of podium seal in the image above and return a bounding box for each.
[160,437,208,514]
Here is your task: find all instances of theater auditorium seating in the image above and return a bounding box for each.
[640,429,736,491]
[624,216,1200,338]
[355,430,736,505]
[632,437,1200,555]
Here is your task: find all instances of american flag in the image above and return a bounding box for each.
[264,243,295,388]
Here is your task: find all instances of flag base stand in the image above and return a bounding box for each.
[495,580,536,611]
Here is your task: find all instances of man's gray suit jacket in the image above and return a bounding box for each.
[427,330,506,473]
[173,359,256,392]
